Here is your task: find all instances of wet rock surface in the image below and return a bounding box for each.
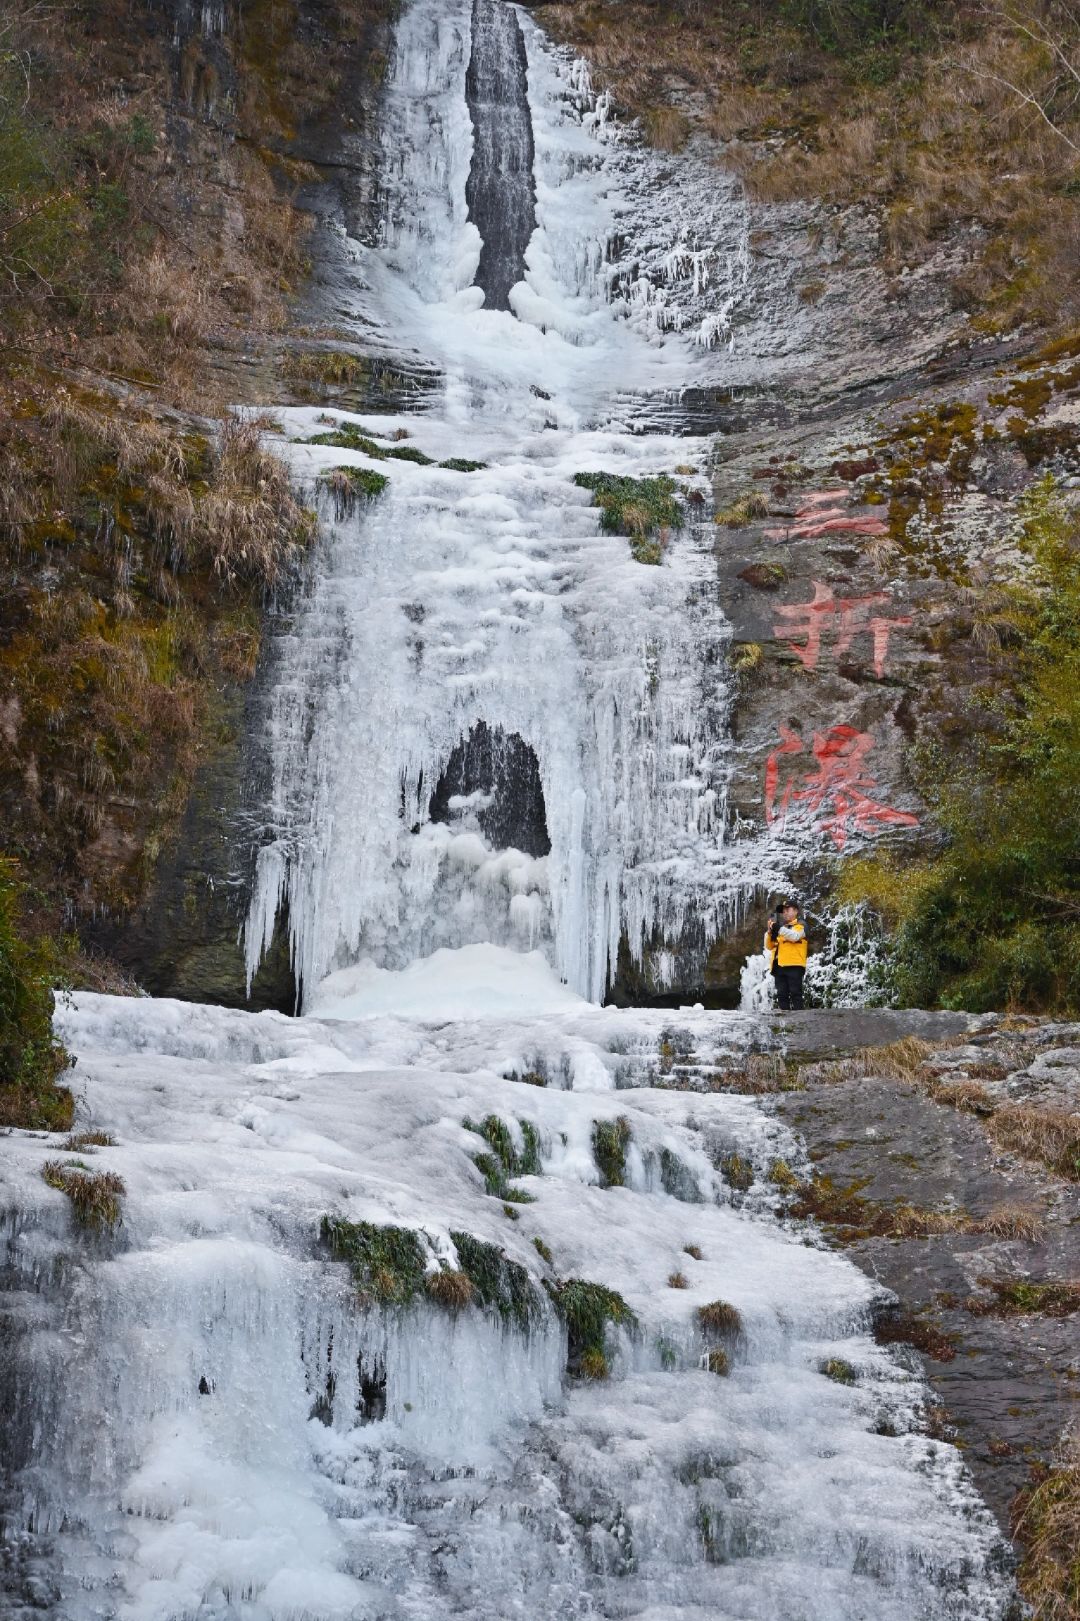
[770,1016,1080,1535]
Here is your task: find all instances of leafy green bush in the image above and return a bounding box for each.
[875,480,1080,1012]
[0,861,72,1128]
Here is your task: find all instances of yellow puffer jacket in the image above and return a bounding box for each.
[767,919,807,968]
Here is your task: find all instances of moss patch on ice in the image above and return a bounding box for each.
[320,465,389,499]
[308,425,434,465]
[551,1278,636,1379]
[450,1230,540,1331]
[592,1116,631,1188]
[573,471,682,565]
[321,1216,427,1306]
[464,1113,541,1202]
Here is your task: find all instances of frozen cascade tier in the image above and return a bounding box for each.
[0,993,1017,1619]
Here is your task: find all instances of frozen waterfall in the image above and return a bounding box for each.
[0,2,1016,1618]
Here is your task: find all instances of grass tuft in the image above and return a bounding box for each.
[1012,1431,1080,1621]
[715,490,770,527]
[65,1130,117,1150]
[697,1299,742,1339]
[321,1216,426,1307]
[41,1159,124,1229]
[592,1116,632,1188]
[821,1357,857,1385]
[668,1270,689,1289]
[426,1268,476,1311]
[683,1243,704,1261]
[705,1348,730,1376]
[551,1278,636,1376]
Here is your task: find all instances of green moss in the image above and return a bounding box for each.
[968,1278,1080,1318]
[0,860,72,1128]
[550,1278,636,1374]
[592,1116,632,1187]
[721,1153,754,1193]
[439,457,488,472]
[573,471,682,564]
[321,465,389,498]
[321,1216,427,1306]
[464,1114,541,1201]
[450,1230,540,1330]
[821,1356,858,1384]
[307,425,385,454]
[532,1235,553,1264]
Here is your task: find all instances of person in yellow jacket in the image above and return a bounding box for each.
[765,900,808,1011]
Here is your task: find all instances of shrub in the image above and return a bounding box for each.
[41,1160,124,1229]
[864,482,1080,1013]
[573,471,682,564]
[0,861,72,1130]
[821,1357,857,1384]
[321,466,389,499]
[721,1153,754,1192]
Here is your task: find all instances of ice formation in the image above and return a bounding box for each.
[0,2,1016,1616]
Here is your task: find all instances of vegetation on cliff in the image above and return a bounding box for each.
[0,861,72,1127]
[1,0,392,1008]
[844,480,1080,1012]
[539,0,1080,331]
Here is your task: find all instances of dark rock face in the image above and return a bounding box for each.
[430,721,551,857]
[84,679,296,1014]
[773,1018,1080,1534]
[465,0,537,310]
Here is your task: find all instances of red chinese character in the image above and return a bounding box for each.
[773,581,911,677]
[765,724,919,851]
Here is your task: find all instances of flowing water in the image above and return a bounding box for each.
[1,3,1015,1616]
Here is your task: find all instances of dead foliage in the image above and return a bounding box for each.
[425,1269,476,1310]
[990,1103,1080,1182]
[1012,1431,1080,1621]
[41,1158,125,1230]
[874,1308,959,1363]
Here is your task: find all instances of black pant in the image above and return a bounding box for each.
[774,967,805,1010]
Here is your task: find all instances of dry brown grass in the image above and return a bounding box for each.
[1012,1431,1080,1621]
[705,1348,730,1376]
[668,1270,689,1289]
[683,1243,704,1261]
[715,490,770,528]
[426,1269,476,1310]
[65,1130,118,1151]
[697,1299,743,1338]
[990,1104,1080,1182]
[979,1203,1047,1242]
[41,1159,125,1230]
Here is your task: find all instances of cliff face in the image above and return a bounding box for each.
[0,0,395,1001]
